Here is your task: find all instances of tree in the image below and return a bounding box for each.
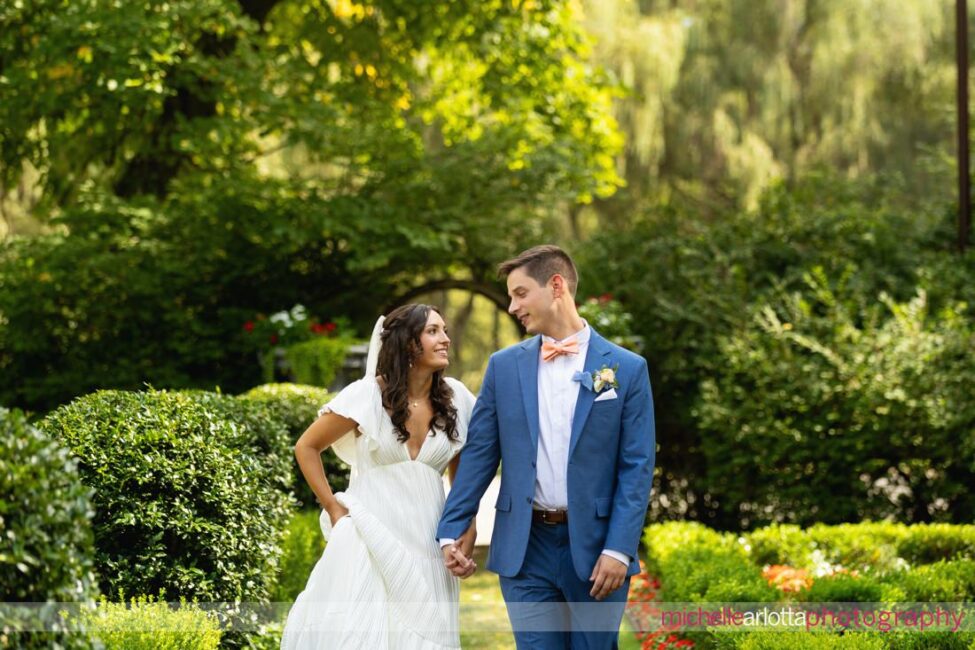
[581,0,956,217]
[0,0,623,410]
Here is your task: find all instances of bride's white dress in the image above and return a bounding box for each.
[280,375,476,649]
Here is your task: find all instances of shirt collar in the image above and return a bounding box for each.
[541,319,591,346]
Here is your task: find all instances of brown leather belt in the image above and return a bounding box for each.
[532,509,568,525]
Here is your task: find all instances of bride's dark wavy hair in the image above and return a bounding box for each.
[376,303,458,443]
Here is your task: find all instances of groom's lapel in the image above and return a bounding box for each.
[516,336,542,450]
[569,329,612,460]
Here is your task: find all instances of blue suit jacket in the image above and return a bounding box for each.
[437,328,655,581]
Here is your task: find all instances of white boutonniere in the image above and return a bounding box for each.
[572,364,620,393]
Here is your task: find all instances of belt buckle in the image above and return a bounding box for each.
[541,509,559,525]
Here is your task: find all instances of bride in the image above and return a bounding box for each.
[280,304,478,649]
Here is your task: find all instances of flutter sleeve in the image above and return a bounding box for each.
[445,376,477,450]
[317,377,383,465]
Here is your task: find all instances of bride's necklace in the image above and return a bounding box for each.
[409,395,427,409]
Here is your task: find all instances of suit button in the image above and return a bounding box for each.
[531,461,536,468]
[526,497,531,504]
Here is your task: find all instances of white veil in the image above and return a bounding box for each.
[324,315,385,472]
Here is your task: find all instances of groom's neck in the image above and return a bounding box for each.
[540,311,585,341]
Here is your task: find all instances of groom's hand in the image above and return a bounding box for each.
[442,544,476,579]
[589,555,627,600]
[457,523,477,562]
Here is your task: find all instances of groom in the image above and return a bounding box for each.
[437,245,655,649]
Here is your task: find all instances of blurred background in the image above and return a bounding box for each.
[3,0,974,544]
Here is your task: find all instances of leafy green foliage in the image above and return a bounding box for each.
[653,521,975,650]
[0,408,98,601]
[238,383,350,503]
[696,280,975,528]
[39,389,294,602]
[0,0,622,412]
[584,0,957,213]
[0,408,98,649]
[896,559,975,602]
[269,510,326,603]
[81,594,222,650]
[281,337,357,389]
[643,522,778,603]
[713,632,886,650]
[580,174,975,528]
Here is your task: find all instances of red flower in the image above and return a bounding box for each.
[324,321,337,332]
[269,334,278,344]
[243,321,255,332]
[599,293,614,303]
[310,323,326,334]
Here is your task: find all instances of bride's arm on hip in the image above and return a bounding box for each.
[294,412,358,526]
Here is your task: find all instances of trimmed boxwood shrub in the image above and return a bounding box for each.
[804,523,909,574]
[1,407,98,649]
[1,408,99,601]
[39,389,294,603]
[644,522,777,603]
[661,546,778,603]
[180,388,294,499]
[896,559,975,601]
[648,521,975,650]
[796,573,887,603]
[896,524,975,566]
[714,631,975,649]
[643,521,737,577]
[713,631,886,649]
[238,383,350,505]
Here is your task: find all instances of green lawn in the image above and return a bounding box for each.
[459,547,641,649]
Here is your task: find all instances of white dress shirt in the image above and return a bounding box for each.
[535,322,629,567]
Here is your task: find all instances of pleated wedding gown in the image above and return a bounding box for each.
[280,375,476,650]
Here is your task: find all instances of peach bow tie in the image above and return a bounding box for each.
[541,337,579,362]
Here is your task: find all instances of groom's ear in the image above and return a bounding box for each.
[550,273,567,298]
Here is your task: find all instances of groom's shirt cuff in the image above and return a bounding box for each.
[601,549,630,566]
[439,538,456,548]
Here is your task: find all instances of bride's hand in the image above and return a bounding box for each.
[325,503,349,527]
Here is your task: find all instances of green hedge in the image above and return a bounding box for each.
[740,522,975,576]
[714,631,975,650]
[645,521,975,650]
[81,594,221,650]
[0,408,98,650]
[238,383,350,504]
[39,389,294,603]
[270,510,326,603]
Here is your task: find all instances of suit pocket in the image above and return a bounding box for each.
[495,493,512,512]
[595,497,612,518]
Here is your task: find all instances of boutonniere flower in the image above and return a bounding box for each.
[572,364,620,393]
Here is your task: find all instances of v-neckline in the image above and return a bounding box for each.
[404,430,433,462]
[371,376,434,462]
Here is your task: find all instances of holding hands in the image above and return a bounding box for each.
[442,522,477,579]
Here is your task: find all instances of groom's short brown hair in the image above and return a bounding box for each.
[498,245,579,296]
